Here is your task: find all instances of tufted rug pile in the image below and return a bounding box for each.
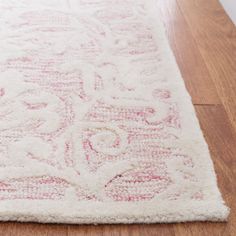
[0,0,229,224]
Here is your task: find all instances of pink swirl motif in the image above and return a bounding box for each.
[0,0,202,203]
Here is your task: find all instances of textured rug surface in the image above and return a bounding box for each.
[0,0,229,223]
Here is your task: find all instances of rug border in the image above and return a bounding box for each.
[0,199,229,224]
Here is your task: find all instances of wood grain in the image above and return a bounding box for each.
[177,0,236,128]
[0,0,236,235]
[68,224,175,236]
[155,0,220,105]
[0,222,68,236]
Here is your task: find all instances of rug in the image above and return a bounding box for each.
[0,0,229,224]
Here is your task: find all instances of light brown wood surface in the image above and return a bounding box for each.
[0,0,235,235]
[177,0,236,127]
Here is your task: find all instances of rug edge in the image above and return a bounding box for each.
[0,199,229,224]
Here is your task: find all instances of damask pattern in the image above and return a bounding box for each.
[0,0,228,223]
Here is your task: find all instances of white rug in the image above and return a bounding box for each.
[0,0,229,223]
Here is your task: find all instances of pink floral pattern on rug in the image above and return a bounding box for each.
[0,0,219,207]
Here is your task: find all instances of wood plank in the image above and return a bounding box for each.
[0,222,68,236]
[68,224,175,236]
[177,0,236,129]
[155,0,220,105]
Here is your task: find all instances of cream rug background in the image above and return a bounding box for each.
[0,0,229,223]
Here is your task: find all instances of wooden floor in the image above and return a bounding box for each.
[1,0,236,235]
